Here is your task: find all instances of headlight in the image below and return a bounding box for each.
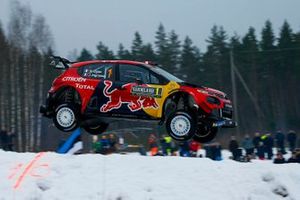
[207,96,220,105]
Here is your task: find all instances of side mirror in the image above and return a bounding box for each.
[135,78,143,85]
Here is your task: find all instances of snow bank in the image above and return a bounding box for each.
[0,150,299,200]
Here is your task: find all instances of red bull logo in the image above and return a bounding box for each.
[100,80,159,112]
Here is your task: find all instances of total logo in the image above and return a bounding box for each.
[75,83,95,90]
[100,80,159,112]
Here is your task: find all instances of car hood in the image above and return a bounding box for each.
[204,87,227,99]
[179,82,226,99]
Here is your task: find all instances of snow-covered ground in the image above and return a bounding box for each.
[0,150,299,200]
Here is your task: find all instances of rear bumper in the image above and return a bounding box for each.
[39,93,54,118]
[39,104,52,118]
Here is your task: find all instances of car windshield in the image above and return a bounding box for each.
[148,65,184,82]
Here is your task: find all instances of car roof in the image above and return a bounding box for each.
[71,60,149,68]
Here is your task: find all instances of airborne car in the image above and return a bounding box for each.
[40,56,236,143]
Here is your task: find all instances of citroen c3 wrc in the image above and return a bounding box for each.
[40,56,237,143]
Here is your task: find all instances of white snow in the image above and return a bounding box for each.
[0,150,299,200]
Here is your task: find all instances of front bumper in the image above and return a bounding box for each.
[208,103,237,128]
[212,119,238,128]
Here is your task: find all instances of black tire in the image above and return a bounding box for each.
[193,123,218,143]
[53,104,79,132]
[166,111,196,141]
[84,123,109,135]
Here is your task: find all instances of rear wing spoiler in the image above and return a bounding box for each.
[49,56,75,69]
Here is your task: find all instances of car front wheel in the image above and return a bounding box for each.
[53,104,79,132]
[166,111,196,141]
[193,123,218,143]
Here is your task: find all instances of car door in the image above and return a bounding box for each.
[110,63,165,118]
[80,63,115,114]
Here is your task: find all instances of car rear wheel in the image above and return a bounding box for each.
[166,111,196,141]
[53,104,79,132]
[84,123,109,135]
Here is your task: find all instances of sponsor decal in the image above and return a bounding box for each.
[62,77,86,82]
[131,86,162,98]
[100,80,159,112]
[75,83,95,90]
[212,120,226,127]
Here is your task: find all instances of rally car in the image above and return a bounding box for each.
[40,56,236,143]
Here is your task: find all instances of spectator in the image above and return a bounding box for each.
[214,143,222,161]
[160,135,168,156]
[204,142,223,161]
[179,141,190,157]
[253,132,261,156]
[229,136,239,160]
[118,135,125,150]
[148,134,158,156]
[164,135,172,155]
[294,149,300,161]
[100,135,110,154]
[108,133,117,152]
[6,131,15,151]
[257,141,265,160]
[261,133,274,160]
[189,140,200,157]
[287,151,299,163]
[0,129,8,151]
[287,130,297,152]
[275,130,286,154]
[170,140,178,156]
[139,145,147,156]
[242,134,254,156]
[273,152,285,164]
[92,136,102,154]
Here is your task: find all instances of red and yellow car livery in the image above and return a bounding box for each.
[40,57,236,143]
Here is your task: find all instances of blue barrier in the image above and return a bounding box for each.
[57,128,81,154]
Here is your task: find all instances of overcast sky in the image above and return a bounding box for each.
[0,0,300,57]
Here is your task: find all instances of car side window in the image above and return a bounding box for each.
[150,73,160,84]
[119,64,150,83]
[80,64,114,79]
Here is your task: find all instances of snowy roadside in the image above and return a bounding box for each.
[0,150,299,200]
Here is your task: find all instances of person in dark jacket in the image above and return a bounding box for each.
[261,133,274,160]
[212,142,222,161]
[108,133,117,152]
[7,131,16,151]
[287,130,297,152]
[100,135,110,154]
[273,152,285,164]
[253,132,261,147]
[275,130,286,154]
[229,136,240,160]
[179,141,190,157]
[252,132,261,157]
[0,129,14,151]
[257,141,265,160]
